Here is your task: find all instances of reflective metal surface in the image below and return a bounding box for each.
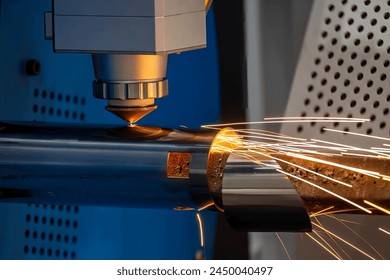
[0,122,313,233]
[0,122,217,209]
[222,155,312,232]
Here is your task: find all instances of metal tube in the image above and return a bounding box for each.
[0,122,313,232]
[222,154,312,232]
[275,154,390,215]
[0,122,216,210]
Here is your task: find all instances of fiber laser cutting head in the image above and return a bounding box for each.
[45,0,209,123]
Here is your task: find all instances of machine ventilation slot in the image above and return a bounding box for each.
[23,204,79,260]
[295,0,390,137]
[32,88,86,122]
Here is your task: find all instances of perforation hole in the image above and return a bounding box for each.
[23,204,79,259]
[32,89,86,122]
[354,39,361,46]
[290,0,390,144]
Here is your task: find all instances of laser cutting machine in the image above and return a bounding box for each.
[1,0,390,260]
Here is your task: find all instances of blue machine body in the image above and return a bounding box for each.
[0,0,221,259]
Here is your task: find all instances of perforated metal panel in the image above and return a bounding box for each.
[32,89,86,122]
[276,0,390,259]
[23,204,79,259]
[283,0,390,147]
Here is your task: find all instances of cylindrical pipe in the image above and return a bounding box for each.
[0,122,313,232]
[0,122,216,210]
[221,155,312,232]
[275,154,390,215]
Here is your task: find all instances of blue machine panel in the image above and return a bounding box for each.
[0,0,220,259]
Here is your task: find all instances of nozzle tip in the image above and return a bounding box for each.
[106,104,157,124]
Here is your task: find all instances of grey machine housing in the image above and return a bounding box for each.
[46,0,207,54]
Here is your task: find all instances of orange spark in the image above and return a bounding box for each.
[379,228,390,236]
[275,233,291,260]
[312,222,376,260]
[364,200,390,215]
[310,206,335,217]
[196,213,204,248]
[198,202,214,212]
[286,152,381,179]
[264,117,369,122]
[324,128,390,142]
[305,232,341,260]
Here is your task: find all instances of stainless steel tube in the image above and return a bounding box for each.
[0,122,311,232]
[222,154,312,232]
[0,122,216,210]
